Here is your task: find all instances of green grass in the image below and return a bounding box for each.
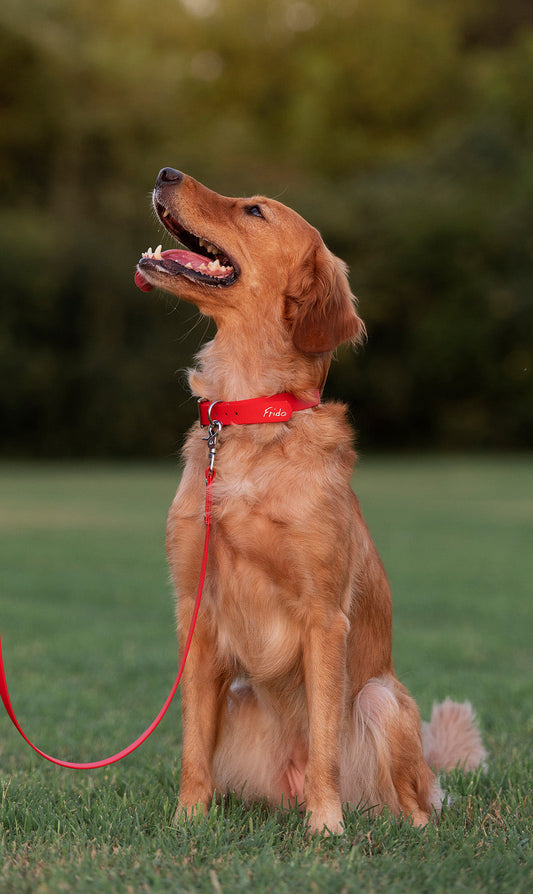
[0,458,532,893]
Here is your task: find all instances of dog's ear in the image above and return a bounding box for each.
[286,241,365,354]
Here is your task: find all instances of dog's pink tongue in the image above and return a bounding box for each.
[134,249,191,292]
[134,270,154,292]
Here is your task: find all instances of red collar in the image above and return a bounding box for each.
[198,390,321,427]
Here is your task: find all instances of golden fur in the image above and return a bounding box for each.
[138,170,486,834]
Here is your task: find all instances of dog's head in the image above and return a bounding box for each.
[136,169,364,355]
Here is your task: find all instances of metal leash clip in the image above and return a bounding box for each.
[202,400,223,474]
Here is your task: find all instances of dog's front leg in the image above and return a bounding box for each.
[174,613,225,822]
[303,609,348,835]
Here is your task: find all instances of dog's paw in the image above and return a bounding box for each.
[306,803,344,836]
[172,790,212,827]
[172,801,207,827]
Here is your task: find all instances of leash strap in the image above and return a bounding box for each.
[1,391,316,768]
[198,389,320,427]
[0,469,216,769]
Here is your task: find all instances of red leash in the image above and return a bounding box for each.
[0,390,319,769]
[0,468,216,769]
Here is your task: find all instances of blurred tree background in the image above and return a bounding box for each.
[1,0,532,456]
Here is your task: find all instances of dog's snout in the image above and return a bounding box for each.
[156,167,184,186]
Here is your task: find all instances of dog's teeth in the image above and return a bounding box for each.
[162,209,170,218]
[153,244,163,259]
[198,237,218,256]
[185,262,194,269]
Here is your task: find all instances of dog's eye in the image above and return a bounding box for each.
[245,204,265,219]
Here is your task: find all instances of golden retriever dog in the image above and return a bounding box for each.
[135,168,486,835]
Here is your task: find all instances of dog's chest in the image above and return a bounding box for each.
[169,423,353,679]
[207,513,305,680]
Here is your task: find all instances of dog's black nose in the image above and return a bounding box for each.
[156,167,184,186]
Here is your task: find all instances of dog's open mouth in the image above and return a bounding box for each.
[135,202,239,292]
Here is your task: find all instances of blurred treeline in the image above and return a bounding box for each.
[1,0,532,456]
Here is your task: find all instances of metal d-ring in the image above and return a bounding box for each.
[207,400,222,425]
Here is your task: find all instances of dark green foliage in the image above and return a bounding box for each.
[1,1,532,455]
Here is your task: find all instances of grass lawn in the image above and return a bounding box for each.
[0,457,532,893]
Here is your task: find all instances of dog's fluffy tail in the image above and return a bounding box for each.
[422,699,487,773]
